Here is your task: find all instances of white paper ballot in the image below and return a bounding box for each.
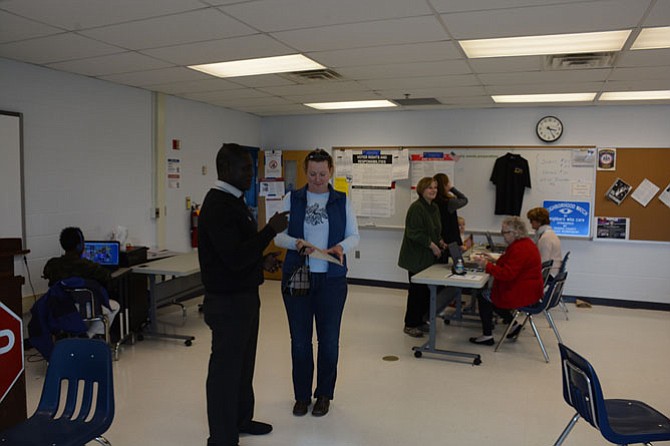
[302,240,342,265]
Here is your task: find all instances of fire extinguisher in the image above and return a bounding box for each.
[190,204,200,248]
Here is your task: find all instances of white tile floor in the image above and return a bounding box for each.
[24,281,670,446]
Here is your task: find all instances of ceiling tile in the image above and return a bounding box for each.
[609,66,670,80]
[337,60,472,80]
[144,78,243,94]
[309,41,462,68]
[440,0,651,39]
[429,0,599,14]
[617,48,670,67]
[468,55,543,73]
[486,81,605,94]
[257,81,368,96]
[47,52,172,76]
[182,89,272,101]
[0,33,121,64]
[271,16,448,52]
[79,9,256,50]
[284,91,384,103]
[479,69,610,85]
[643,0,670,27]
[98,67,210,87]
[377,85,487,98]
[358,74,479,90]
[0,10,62,43]
[0,0,205,30]
[221,0,432,32]
[603,79,670,90]
[140,34,294,65]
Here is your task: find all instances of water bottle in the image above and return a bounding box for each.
[455,258,465,275]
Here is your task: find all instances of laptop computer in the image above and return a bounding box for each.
[82,240,120,271]
[485,232,506,253]
[447,242,479,271]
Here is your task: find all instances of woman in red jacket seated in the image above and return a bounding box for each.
[470,216,543,345]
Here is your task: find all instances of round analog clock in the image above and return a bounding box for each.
[536,116,563,143]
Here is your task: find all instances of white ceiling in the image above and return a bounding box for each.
[1,0,669,116]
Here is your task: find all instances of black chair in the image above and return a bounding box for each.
[0,338,115,446]
[556,251,570,319]
[553,343,670,446]
[541,259,554,286]
[495,271,567,362]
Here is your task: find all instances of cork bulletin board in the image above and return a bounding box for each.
[595,148,670,242]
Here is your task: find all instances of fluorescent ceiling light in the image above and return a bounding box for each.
[631,26,670,50]
[304,100,397,110]
[460,30,631,58]
[492,93,596,103]
[600,90,670,101]
[189,54,324,78]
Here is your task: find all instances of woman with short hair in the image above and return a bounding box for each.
[527,207,562,278]
[470,216,543,345]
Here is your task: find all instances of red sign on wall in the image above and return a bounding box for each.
[0,301,24,404]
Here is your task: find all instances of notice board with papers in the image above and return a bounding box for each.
[594,148,670,242]
[334,145,596,236]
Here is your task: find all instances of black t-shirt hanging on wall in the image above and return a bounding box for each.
[490,153,531,215]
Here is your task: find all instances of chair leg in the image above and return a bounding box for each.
[528,316,550,363]
[494,310,519,352]
[544,309,563,344]
[94,435,112,446]
[553,413,580,446]
[558,297,569,320]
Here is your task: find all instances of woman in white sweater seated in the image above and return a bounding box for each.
[526,207,562,279]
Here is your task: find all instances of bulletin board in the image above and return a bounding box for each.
[334,146,596,235]
[595,148,670,242]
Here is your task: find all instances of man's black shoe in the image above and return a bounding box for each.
[293,400,310,416]
[239,421,272,435]
[312,396,330,417]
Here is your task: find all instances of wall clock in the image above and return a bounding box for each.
[536,116,563,143]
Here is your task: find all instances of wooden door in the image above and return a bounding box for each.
[258,150,311,280]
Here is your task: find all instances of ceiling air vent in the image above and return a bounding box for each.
[545,52,616,69]
[282,69,343,83]
[392,97,442,106]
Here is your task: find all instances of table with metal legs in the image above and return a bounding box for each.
[411,264,490,365]
[132,252,203,346]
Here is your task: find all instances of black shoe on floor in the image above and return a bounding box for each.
[293,400,310,416]
[239,420,272,435]
[469,336,495,346]
[506,323,523,339]
[312,396,330,417]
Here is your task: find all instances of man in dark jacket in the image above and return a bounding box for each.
[198,143,288,446]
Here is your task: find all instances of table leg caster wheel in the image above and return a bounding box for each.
[473,357,482,366]
[414,351,422,358]
[185,339,192,346]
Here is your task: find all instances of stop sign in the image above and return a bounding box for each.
[0,301,24,404]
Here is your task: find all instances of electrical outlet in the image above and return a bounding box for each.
[355,250,360,259]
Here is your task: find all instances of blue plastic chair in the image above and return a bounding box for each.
[556,251,570,319]
[0,338,114,446]
[495,271,568,362]
[553,343,670,446]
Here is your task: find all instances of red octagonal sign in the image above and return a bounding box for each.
[0,301,24,404]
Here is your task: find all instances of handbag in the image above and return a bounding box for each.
[285,247,311,297]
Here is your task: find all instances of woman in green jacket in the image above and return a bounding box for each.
[398,177,446,337]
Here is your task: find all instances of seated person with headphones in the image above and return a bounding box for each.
[42,226,120,339]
